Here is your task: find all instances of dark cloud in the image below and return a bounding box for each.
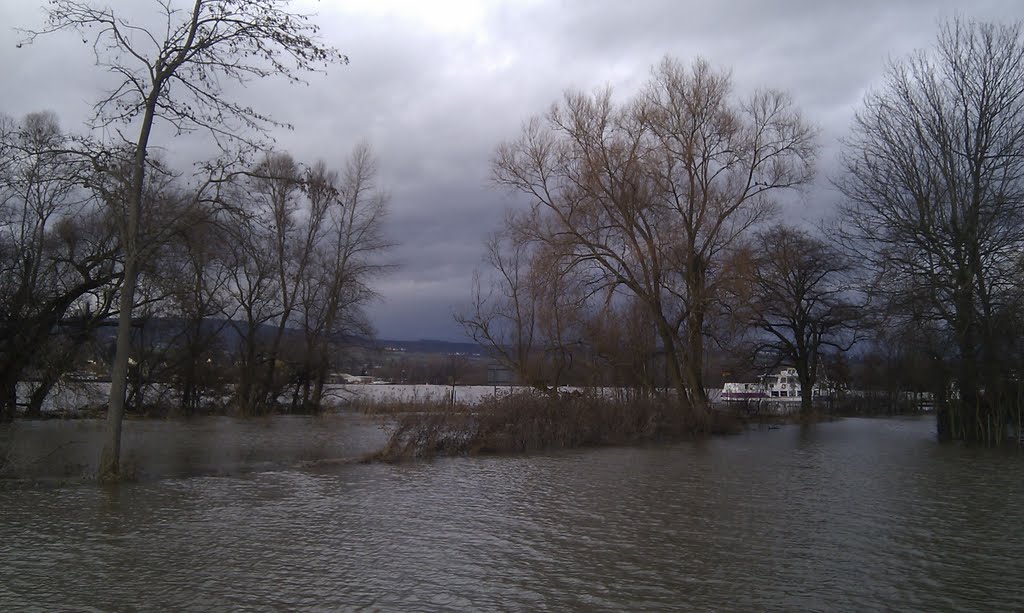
[3,0,1022,341]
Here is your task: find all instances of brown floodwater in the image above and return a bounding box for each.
[1,416,1022,611]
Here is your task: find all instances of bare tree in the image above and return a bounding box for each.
[298,146,390,410]
[160,199,232,415]
[249,152,320,410]
[457,210,586,392]
[493,57,816,417]
[458,216,541,389]
[642,59,817,413]
[837,18,1024,443]
[221,200,281,415]
[21,0,345,478]
[732,225,864,415]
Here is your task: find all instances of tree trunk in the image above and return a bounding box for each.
[310,368,327,410]
[655,323,689,410]
[935,374,952,441]
[99,254,140,481]
[261,318,290,413]
[25,379,56,419]
[795,359,815,418]
[0,371,17,422]
[682,359,709,416]
[0,331,23,421]
[100,86,160,481]
[682,310,709,420]
[799,378,814,417]
[955,328,981,443]
[236,320,261,415]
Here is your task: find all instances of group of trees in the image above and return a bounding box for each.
[0,113,389,422]
[461,57,825,418]
[465,19,1024,444]
[1,0,385,479]
[211,147,389,416]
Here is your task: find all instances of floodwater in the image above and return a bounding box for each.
[0,414,387,480]
[1,416,1022,611]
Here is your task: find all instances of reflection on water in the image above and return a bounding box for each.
[1,417,1023,611]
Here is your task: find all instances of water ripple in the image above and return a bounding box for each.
[2,417,1023,611]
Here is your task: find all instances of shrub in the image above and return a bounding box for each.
[370,390,744,462]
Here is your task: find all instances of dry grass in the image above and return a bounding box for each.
[367,390,745,462]
[343,388,460,415]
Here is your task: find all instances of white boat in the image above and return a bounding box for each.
[721,368,821,404]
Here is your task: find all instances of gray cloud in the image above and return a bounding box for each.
[3,0,1022,341]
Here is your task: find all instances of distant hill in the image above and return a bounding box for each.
[87,317,486,357]
[376,339,485,356]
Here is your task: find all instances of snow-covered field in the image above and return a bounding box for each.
[16,380,728,413]
[324,384,534,406]
[14,381,530,413]
[327,384,727,406]
[14,381,112,414]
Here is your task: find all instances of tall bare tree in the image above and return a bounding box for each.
[221,195,282,415]
[493,57,816,417]
[458,215,542,389]
[21,0,345,478]
[641,59,818,413]
[837,19,1024,443]
[250,152,320,409]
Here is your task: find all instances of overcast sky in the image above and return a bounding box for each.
[2,0,1022,341]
